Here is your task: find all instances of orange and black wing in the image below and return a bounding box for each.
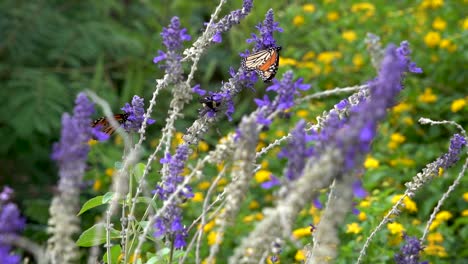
[91,113,129,136]
[241,46,281,82]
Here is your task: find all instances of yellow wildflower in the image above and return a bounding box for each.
[198,181,211,190]
[428,232,444,244]
[462,209,468,217]
[327,11,340,22]
[88,139,98,146]
[421,0,444,9]
[256,142,266,152]
[412,219,421,225]
[351,3,376,17]
[418,88,437,103]
[293,15,305,26]
[292,227,312,238]
[451,98,466,112]
[279,57,298,66]
[391,195,418,213]
[391,133,406,144]
[295,250,306,261]
[302,51,315,60]
[217,178,228,186]
[438,167,444,177]
[259,132,268,140]
[255,213,264,220]
[432,17,447,31]
[463,17,468,30]
[207,231,221,246]
[389,158,415,167]
[424,244,447,257]
[249,200,260,210]
[297,109,308,118]
[346,223,362,234]
[93,180,102,191]
[342,30,357,42]
[358,212,367,221]
[261,160,269,168]
[198,141,210,152]
[105,168,114,177]
[463,192,468,202]
[243,214,255,223]
[387,222,405,235]
[202,220,215,232]
[392,102,412,113]
[192,192,204,202]
[353,54,364,68]
[317,51,342,64]
[424,31,441,47]
[364,156,380,169]
[275,130,285,137]
[303,4,315,13]
[359,200,371,208]
[202,258,216,264]
[439,39,457,52]
[435,211,452,221]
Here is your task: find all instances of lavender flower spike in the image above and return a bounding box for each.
[246,9,283,51]
[394,235,427,264]
[436,134,466,169]
[121,95,155,133]
[212,0,253,43]
[0,186,25,264]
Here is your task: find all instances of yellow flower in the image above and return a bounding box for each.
[202,258,216,264]
[412,219,421,225]
[391,195,418,213]
[297,109,308,118]
[463,17,468,30]
[351,3,376,17]
[202,220,215,232]
[88,139,98,146]
[392,102,412,113]
[261,160,269,169]
[346,223,362,234]
[390,133,406,145]
[439,39,457,52]
[421,0,444,9]
[432,17,447,31]
[279,57,298,66]
[462,209,468,217]
[387,222,405,235]
[105,168,114,177]
[295,250,306,261]
[255,213,264,220]
[303,4,315,13]
[259,132,268,141]
[192,192,204,202]
[364,156,380,169]
[293,15,305,26]
[418,88,437,103]
[359,200,371,208]
[207,231,221,246]
[435,211,452,221]
[424,244,447,257]
[353,54,364,68]
[327,11,340,22]
[428,232,444,244]
[463,192,468,202]
[302,51,315,60]
[217,178,228,186]
[198,141,210,152]
[275,130,285,137]
[424,31,441,47]
[249,200,260,210]
[358,212,367,221]
[317,51,342,64]
[292,227,312,238]
[243,214,256,223]
[256,142,266,152]
[198,181,211,190]
[403,117,414,125]
[93,180,102,191]
[342,30,357,42]
[451,98,466,112]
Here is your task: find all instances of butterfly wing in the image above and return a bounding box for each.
[241,46,281,82]
[91,113,129,136]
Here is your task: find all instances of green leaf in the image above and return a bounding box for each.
[103,245,121,264]
[103,192,115,204]
[78,196,104,216]
[76,223,121,247]
[134,162,146,183]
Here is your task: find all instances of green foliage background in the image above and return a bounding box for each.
[0,0,467,263]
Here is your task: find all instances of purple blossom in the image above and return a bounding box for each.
[436,134,466,169]
[394,235,427,264]
[154,144,191,248]
[52,93,94,185]
[260,175,280,189]
[212,0,253,43]
[254,95,271,107]
[352,179,368,199]
[279,120,314,181]
[313,198,323,209]
[0,247,20,264]
[0,187,25,264]
[121,95,155,132]
[0,187,13,202]
[192,84,206,96]
[336,99,349,110]
[246,9,283,51]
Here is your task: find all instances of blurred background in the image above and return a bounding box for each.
[0,0,466,261]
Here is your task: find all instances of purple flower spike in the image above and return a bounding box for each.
[246,9,283,51]
[121,95,155,132]
[281,120,314,181]
[0,187,25,264]
[212,0,253,43]
[352,179,368,199]
[436,134,466,169]
[394,235,426,264]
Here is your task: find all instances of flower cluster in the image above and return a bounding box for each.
[212,0,253,43]
[0,186,25,264]
[436,134,466,169]
[154,144,193,248]
[394,235,427,264]
[246,9,283,51]
[121,95,155,132]
[153,17,191,79]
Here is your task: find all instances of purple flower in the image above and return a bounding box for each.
[336,99,349,110]
[0,187,25,264]
[0,247,20,264]
[212,0,253,43]
[352,179,368,199]
[52,93,94,186]
[154,144,192,248]
[279,120,314,181]
[121,95,155,132]
[246,9,283,51]
[313,198,323,209]
[254,95,271,107]
[260,175,280,189]
[394,235,426,264]
[267,72,311,111]
[0,187,13,202]
[192,84,206,96]
[436,134,466,169]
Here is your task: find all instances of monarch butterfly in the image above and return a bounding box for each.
[91,113,129,136]
[241,46,281,82]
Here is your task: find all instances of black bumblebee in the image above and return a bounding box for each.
[199,95,221,112]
